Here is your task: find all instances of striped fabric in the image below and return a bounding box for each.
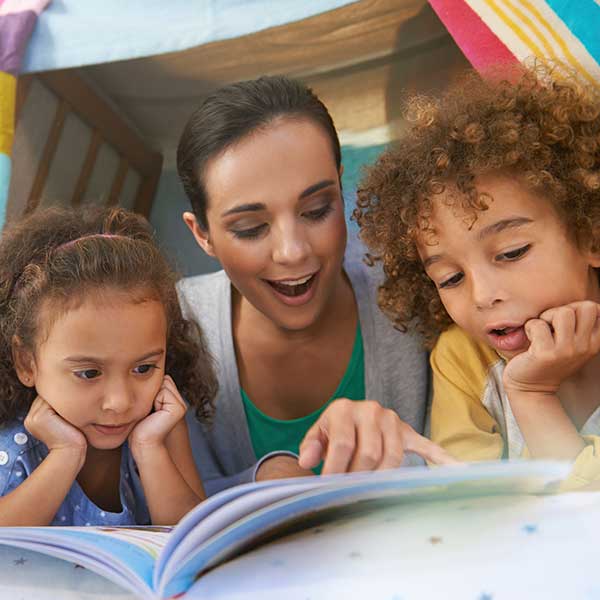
[0,0,50,229]
[429,0,600,83]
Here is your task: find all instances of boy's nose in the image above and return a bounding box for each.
[472,273,505,310]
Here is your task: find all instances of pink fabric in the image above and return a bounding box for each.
[429,0,517,72]
[0,0,51,17]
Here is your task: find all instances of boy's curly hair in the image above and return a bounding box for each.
[0,206,217,424]
[355,62,600,348]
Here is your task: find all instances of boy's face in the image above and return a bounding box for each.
[417,174,600,358]
[18,293,167,450]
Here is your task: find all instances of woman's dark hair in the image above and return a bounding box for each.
[177,75,341,229]
[0,206,217,424]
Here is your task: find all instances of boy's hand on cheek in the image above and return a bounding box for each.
[503,301,600,394]
[129,375,187,451]
[24,396,87,460]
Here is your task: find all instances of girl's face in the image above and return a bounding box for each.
[19,292,167,450]
[184,118,348,332]
[417,174,600,358]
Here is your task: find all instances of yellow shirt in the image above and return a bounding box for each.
[430,325,600,491]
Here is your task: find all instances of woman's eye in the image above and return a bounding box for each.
[439,272,464,289]
[231,224,267,240]
[133,364,157,375]
[498,244,531,261]
[304,204,333,221]
[74,369,101,380]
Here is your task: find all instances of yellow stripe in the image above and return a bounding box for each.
[518,0,596,85]
[485,0,545,58]
[504,0,557,58]
[0,71,16,156]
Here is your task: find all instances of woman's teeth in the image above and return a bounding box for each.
[269,274,315,297]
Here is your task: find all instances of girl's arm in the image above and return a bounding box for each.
[0,397,86,526]
[129,376,204,525]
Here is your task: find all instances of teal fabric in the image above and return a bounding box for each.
[241,323,365,474]
[0,154,11,231]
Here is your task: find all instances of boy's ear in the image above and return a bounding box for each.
[183,212,216,258]
[11,337,35,388]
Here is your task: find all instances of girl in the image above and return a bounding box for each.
[176,75,454,495]
[356,64,600,490]
[0,206,217,525]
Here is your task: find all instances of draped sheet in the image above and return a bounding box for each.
[428,0,600,82]
[0,0,51,230]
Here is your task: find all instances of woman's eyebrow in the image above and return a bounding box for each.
[299,179,336,199]
[221,203,265,217]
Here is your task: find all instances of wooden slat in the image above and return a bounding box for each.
[15,75,33,123]
[71,130,103,207]
[107,157,129,206]
[25,99,69,214]
[133,154,163,217]
[38,70,161,177]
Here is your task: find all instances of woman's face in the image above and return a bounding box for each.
[184,118,348,332]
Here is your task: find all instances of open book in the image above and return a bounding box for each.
[0,460,569,599]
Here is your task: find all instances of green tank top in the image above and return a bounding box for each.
[241,323,365,474]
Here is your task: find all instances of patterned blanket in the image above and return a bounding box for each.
[429,0,600,84]
[0,0,51,229]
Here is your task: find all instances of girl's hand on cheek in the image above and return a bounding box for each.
[503,301,600,394]
[129,375,187,450]
[24,396,87,457]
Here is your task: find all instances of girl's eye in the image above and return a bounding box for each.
[74,369,101,380]
[304,204,333,222]
[133,364,158,375]
[439,272,464,289]
[497,244,531,261]
[231,224,267,240]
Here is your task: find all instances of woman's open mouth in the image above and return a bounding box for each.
[265,272,319,305]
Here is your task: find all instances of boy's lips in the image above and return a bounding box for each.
[485,323,528,353]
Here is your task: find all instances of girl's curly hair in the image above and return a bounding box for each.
[355,62,600,348]
[0,206,217,424]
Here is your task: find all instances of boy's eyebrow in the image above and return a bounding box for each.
[63,349,165,364]
[478,217,533,240]
[422,217,534,269]
[220,180,336,217]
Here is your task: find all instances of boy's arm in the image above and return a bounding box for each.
[430,327,504,462]
[0,448,83,526]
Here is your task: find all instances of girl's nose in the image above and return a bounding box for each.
[101,380,134,413]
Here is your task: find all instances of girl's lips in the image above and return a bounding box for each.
[486,325,529,353]
[265,271,319,306]
[93,423,131,436]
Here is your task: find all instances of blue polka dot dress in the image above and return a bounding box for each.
[0,418,150,526]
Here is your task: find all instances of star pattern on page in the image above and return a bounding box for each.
[13,557,26,566]
[429,536,443,545]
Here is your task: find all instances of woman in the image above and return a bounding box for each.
[176,75,453,495]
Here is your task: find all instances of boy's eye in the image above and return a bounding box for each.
[439,272,464,289]
[74,369,101,380]
[497,244,531,261]
[133,364,158,375]
[231,224,267,240]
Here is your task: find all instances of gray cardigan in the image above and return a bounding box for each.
[178,235,429,496]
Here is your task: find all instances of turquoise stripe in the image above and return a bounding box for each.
[545,0,600,64]
[0,153,11,231]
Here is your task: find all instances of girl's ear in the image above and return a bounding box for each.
[183,212,216,257]
[11,337,36,388]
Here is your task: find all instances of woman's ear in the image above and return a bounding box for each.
[12,337,35,388]
[183,212,216,257]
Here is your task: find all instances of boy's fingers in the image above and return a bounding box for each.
[524,318,554,351]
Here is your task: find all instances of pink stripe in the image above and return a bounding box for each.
[429,0,517,72]
[0,0,50,17]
